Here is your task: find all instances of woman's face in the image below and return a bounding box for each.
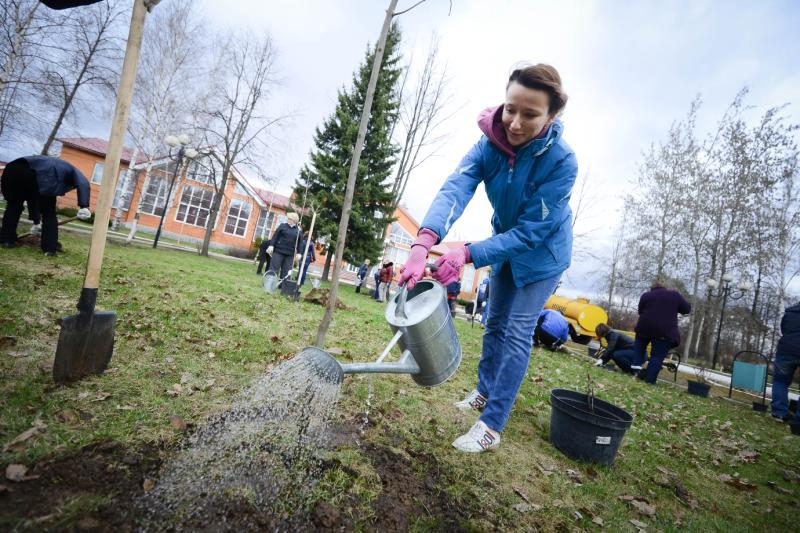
[502,81,553,146]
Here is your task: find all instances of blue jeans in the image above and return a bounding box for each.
[603,348,635,374]
[480,299,489,326]
[476,264,561,432]
[771,352,799,421]
[632,335,671,384]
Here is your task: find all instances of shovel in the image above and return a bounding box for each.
[18,216,77,240]
[54,0,149,383]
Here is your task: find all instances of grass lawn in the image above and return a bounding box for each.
[0,231,798,531]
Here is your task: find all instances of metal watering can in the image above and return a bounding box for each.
[300,280,462,387]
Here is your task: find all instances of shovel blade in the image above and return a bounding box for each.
[54,311,116,383]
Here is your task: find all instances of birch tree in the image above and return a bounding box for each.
[38,0,125,155]
[118,0,204,232]
[197,33,283,257]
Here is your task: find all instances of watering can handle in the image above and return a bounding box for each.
[395,263,438,319]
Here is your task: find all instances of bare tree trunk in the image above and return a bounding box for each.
[316,0,399,348]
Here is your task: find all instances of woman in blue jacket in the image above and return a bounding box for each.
[399,64,577,453]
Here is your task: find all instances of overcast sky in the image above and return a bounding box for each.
[192,0,799,296]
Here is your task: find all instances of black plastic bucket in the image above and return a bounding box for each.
[790,422,800,436]
[549,388,633,466]
[687,381,710,397]
[752,401,767,412]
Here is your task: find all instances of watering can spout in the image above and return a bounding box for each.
[340,350,420,376]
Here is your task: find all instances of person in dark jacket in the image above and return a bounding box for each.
[1,156,91,255]
[771,302,800,423]
[631,280,691,384]
[265,212,302,283]
[355,259,371,293]
[594,323,637,374]
[447,279,462,316]
[298,232,316,286]
[255,238,271,275]
[533,309,569,350]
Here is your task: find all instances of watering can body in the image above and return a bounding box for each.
[301,280,462,388]
[263,272,279,293]
[383,280,461,387]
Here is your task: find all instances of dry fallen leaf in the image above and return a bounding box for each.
[91,392,111,402]
[630,499,656,516]
[5,464,29,482]
[169,415,187,431]
[566,469,583,484]
[3,419,46,452]
[592,515,604,526]
[629,518,648,530]
[142,478,155,492]
[57,410,79,424]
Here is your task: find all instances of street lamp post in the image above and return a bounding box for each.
[706,274,751,369]
[153,134,197,249]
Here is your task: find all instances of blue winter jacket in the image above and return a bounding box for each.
[19,156,90,207]
[420,108,578,287]
[538,309,570,342]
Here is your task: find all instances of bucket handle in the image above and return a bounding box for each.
[394,263,439,320]
[586,371,595,413]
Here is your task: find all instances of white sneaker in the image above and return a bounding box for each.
[454,389,487,411]
[452,420,500,453]
[630,365,642,371]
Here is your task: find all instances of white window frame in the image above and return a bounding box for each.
[253,209,276,241]
[186,159,215,185]
[223,198,251,237]
[139,174,169,216]
[174,183,214,228]
[390,222,414,246]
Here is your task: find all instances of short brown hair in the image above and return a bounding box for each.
[507,63,568,116]
[595,323,611,338]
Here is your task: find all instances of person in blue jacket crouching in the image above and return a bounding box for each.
[533,309,569,351]
[398,63,578,453]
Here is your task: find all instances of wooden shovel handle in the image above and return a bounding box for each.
[82,0,147,290]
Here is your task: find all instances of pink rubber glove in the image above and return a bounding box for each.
[432,246,471,286]
[398,228,438,289]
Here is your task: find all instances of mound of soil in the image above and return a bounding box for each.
[363,444,468,532]
[0,440,162,532]
[303,288,350,310]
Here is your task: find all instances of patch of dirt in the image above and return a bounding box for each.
[0,440,162,532]
[303,288,351,310]
[363,444,468,532]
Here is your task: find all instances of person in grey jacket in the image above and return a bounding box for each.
[265,212,301,283]
[1,156,91,255]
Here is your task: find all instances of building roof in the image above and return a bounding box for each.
[254,188,292,210]
[57,137,148,165]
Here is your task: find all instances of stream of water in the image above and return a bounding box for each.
[138,352,343,531]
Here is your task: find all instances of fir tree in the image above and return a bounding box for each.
[295,23,402,280]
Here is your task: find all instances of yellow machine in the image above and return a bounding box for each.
[545,295,608,344]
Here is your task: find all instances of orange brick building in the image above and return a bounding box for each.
[55,138,292,253]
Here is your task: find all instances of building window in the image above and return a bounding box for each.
[224,199,251,237]
[386,246,410,267]
[186,159,215,185]
[140,175,168,215]
[112,169,137,210]
[175,184,214,227]
[462,264,475,292]
[91,162,126,188]
[390,222,414,246]
[253,209,276,241]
